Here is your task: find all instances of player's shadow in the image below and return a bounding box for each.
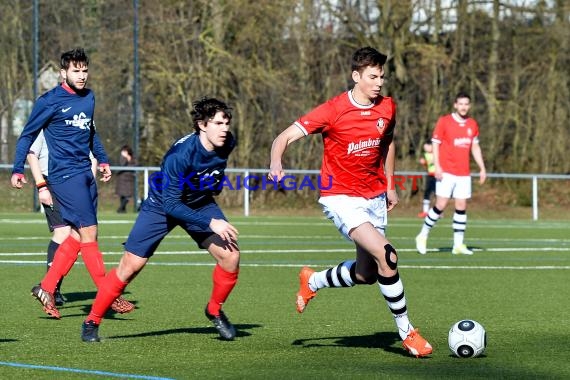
[292,331,413,357]
[52,290,138,320]
[105,323,262,341]
[0,338,18,343]
[435,245,483,253]
[62,290,133,303]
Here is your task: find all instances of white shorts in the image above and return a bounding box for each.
[436,173,472,199]
[318,193,387,241]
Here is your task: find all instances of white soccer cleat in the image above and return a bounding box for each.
[452,244,473,255]
[415,234,427,255]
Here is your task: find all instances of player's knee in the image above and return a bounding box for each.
[227,251,240,269]
[384,244,398,270]
[118,251,146,280]
[354,273,377,285]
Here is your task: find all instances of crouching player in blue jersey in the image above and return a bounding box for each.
[81,97,240,342]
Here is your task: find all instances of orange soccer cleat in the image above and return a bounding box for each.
[402,328,433,358]
[296,266,316,313]
[111,296,135,314]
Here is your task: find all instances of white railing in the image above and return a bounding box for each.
[2,164,569,220]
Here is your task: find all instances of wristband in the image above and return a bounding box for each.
[36,181,47,190]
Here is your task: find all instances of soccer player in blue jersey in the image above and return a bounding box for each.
[81,97,240,342]
[11,48,134,318]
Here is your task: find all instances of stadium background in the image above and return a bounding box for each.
[0,3,569,378]
[0,1,568,205]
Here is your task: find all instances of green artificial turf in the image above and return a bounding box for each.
[1,213,569,379]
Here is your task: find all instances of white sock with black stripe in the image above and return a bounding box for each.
[453,209,467,247]
[378,272,413,340]
[309,260,356,291]
[420,206,443,236]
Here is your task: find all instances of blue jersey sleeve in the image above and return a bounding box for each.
[12,96,53,174]
[90,122,109,164]
[161,148,211,230]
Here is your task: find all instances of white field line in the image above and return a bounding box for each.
[1,218,569,230]
[0,235,568,244]
[1,246,570,257]
[1,246,569,270]
[1,260,568,270]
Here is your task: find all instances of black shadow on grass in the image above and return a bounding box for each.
[77,304,138,319]
[58,290,134,303]
[32,290,137,320]
[0,339,18,343]
[291,332,416,357]
[106,324,262,340]
[447,353,488,359]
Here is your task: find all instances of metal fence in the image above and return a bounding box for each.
[2,164,569,220]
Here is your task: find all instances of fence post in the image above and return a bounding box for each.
[532,176,538,221]
[144,168,149,200]
[244,170,250,217]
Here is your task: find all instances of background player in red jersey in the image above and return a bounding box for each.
[415,92,487,255]
[269,47,432,358]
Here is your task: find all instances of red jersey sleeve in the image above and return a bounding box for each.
[294,100,336,136]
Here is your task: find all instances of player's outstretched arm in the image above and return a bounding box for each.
[268,124,305,182]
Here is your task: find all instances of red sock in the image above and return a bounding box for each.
[207,264,239,316]
[80,242,106,287]
[86,268,128,325]
[40,236,80,293]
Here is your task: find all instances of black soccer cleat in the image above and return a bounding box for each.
[31,284,61,319]
[54,290,66,307]
[205,307,236,340]
[81,320,101,343]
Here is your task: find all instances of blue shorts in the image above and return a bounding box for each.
[124,199,226,258]
[49,171,98,229]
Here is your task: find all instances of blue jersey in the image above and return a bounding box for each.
[147,132,235,230]
[12,84,109,184]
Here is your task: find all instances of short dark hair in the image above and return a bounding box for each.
[455,91,471,103]
[191,97,232,132]
[351,47,387,73]
[120,145,134,156]
[60,48,89,70]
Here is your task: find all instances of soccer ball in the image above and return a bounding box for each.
[448,319,487,358]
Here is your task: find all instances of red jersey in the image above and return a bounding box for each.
[295,90,396,198]
[432,113,480,176]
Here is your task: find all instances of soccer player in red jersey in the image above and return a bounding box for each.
[269,47,432,358]
[415,92,487,255]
